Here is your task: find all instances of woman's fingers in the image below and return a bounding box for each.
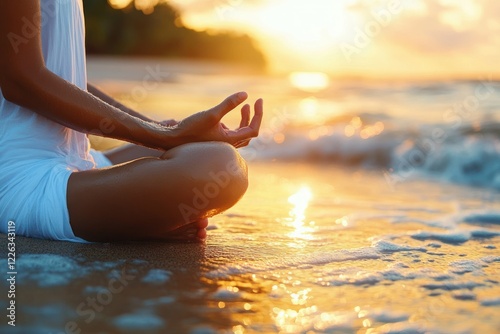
[200,94,262,145]
[249,98,263,133]
[207,92,248,120]
[239,104,250,129]
[228,98,264,143]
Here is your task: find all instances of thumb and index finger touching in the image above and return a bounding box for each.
[208,92,264,143]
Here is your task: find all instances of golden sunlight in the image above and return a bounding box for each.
[108,0,131,9]
[108,0,161,14]
[170,0,357,74]
[289,72,330,93]
[287,186,314,239]
[344,117,385,139]
[254,0,353,51]
[168,0,500,78]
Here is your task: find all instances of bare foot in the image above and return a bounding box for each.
[161,218,208,243]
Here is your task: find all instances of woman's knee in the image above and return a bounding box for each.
[167,142,249,221]
[203,142,248,199]
[167,142,247,182]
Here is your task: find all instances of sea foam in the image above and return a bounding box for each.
[242,117,500,190]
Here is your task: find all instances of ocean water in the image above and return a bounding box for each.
[90,58,500,190]
[1,58,499,333]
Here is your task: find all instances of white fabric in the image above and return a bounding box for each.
[90,149,113,169]
[0,0,97,242]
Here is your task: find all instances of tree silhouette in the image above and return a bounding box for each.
[83,1,266,69]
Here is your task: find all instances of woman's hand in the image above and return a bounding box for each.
[172,92,263,148]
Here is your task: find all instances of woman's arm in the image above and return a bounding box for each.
[0,1,262,151]
[87,83,178,127]
[87,83,156,123]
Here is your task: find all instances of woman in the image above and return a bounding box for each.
[0,1,263,243]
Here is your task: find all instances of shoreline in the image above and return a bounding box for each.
[87,55,500,83]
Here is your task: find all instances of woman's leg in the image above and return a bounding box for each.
[102,143,210,241]
[104,144,164,165]
[67,142,248,242]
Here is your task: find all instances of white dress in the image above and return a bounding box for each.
[0,0,109,242]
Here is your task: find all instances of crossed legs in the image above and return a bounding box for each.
[67,142,248,242]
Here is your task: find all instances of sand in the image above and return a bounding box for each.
[0,232,211,333]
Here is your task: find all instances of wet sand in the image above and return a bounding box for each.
[0,233,212,333]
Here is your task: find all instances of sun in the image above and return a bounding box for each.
[253,0,354,53]
[231,0,358,73]
[108,0,164,14]
[169,0,357,73]
[289,72,330,93]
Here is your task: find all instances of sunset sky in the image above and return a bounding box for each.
[112,0,500,79]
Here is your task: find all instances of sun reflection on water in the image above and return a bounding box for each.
[287,186,314,239]
[344,116,385,139]
[289,72,330,93]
